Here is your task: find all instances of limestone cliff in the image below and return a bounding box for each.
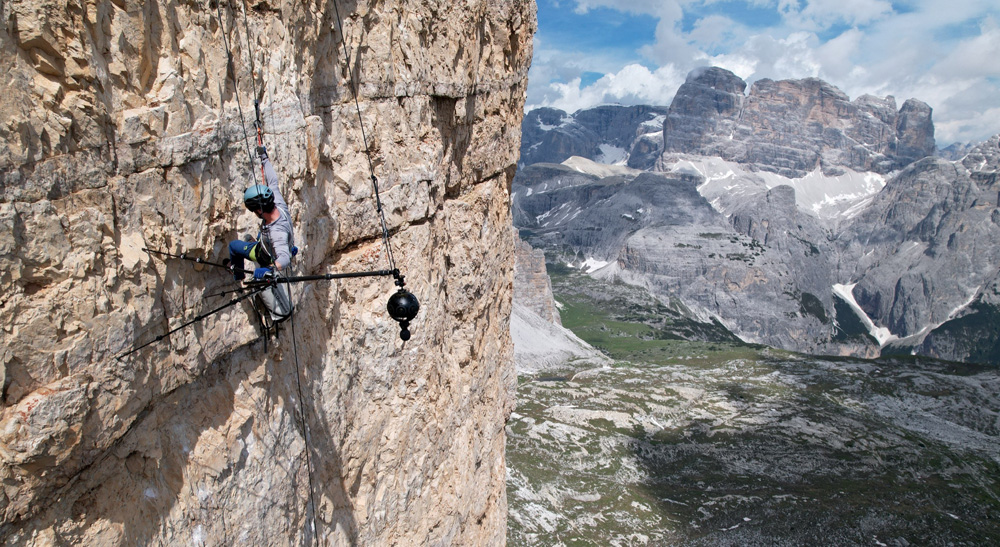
[513,233,559,326]
[662,67,936,177]
[0,0,535,544]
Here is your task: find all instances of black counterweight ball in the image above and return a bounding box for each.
[387,288,419,340]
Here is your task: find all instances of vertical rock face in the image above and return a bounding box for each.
[0,0,535,544]
[662,67,746,155]
[513,233,560,325]
[840,136,1000,349]
[662,67,936,176]
[517,105,668,168]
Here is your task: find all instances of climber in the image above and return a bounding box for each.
[229,145,295,280]
[228,145,296,323]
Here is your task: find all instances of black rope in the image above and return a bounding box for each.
[144,247,253,274]
[284,275,321,546]
[215,0,259,185]
[238,0,267,135]
[331,0,398,274]
[238,0,261,109]
[116,284,269,360]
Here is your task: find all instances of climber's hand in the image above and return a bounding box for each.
[256,145,268,160]
[253,267,273,280]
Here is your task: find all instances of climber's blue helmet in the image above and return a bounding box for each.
[243,184,275,213]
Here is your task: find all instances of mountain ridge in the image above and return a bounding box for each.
[514,67,1000,364]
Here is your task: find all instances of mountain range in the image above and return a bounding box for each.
[514,67,1000,364]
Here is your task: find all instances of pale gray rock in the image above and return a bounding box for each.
[662,67,746,157]
[512,68,1000,362]
[511,303,610,374]
[662,67,936,177]
[0,0,536,544]
[514,232,561,325]
[518,105,668,168]
[938,140,978,160]
[841,136,1000,351]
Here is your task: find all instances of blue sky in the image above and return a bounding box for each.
[527,0,1000,145]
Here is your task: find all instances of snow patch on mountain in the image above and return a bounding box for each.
[580,257,612,273]
[563,156,642,178]
[537,114,572,131]
[596,144,629,165]
[833,283,897,346]
[640,115,665,134]
[757,168,887,219]
[666,157,886,221]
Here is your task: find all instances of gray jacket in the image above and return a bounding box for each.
[259,157,295,269]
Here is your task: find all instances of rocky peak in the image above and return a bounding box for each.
[662,67,937,177]
[518,104,669,168]
[514,232,562,326]
[854,94,899,125]
[684,65,749,96]
[661,67,746,155]
[895,98,936,164]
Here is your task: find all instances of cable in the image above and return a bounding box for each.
[117,284,269,360]
[215,0,258,185]
[285,277,320,546]
[235,0,268,184]
[238,0,261,109]
[331,0,398,273]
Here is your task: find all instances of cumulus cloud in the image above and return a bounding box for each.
[531,0,1000,144]
[933,16,1000,79]
[785,0,894,28]
[529,64,687,113]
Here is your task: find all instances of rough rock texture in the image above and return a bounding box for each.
[662,67,936,177]
[0,0,535,544]
[512,70,1000,362]
[514,128,1000,361]
[509,351,1000,544]
[510,303,610,375]
[518,105,668,168]
[840,136,1000,356]
[660,67,746,157]
[513,233,560,325]
[510,233,610,374]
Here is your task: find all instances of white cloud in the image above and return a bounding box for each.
[814,28,865,82]
[533,0,1000,144]
[687,15,743,50]
[572,0,680,17]
[933,16,1000,79]
[529,64,687,113]
[786,0,894,28]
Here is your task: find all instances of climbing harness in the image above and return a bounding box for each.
[114,3,423,544]
[120,0,422,349]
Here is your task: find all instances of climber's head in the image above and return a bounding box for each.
[243,184,275,215]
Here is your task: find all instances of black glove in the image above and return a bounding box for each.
[256,145,268,160]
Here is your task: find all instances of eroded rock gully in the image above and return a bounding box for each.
[0,0,535,543]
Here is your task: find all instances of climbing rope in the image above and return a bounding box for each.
[287,281,320,546]
[217,3,321,542]
[331,0,398,274]
[238,0,261,108]
[236,0,269,184]
[215,0,259,184]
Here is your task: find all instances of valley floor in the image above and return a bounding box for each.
[506,273,1000,546]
